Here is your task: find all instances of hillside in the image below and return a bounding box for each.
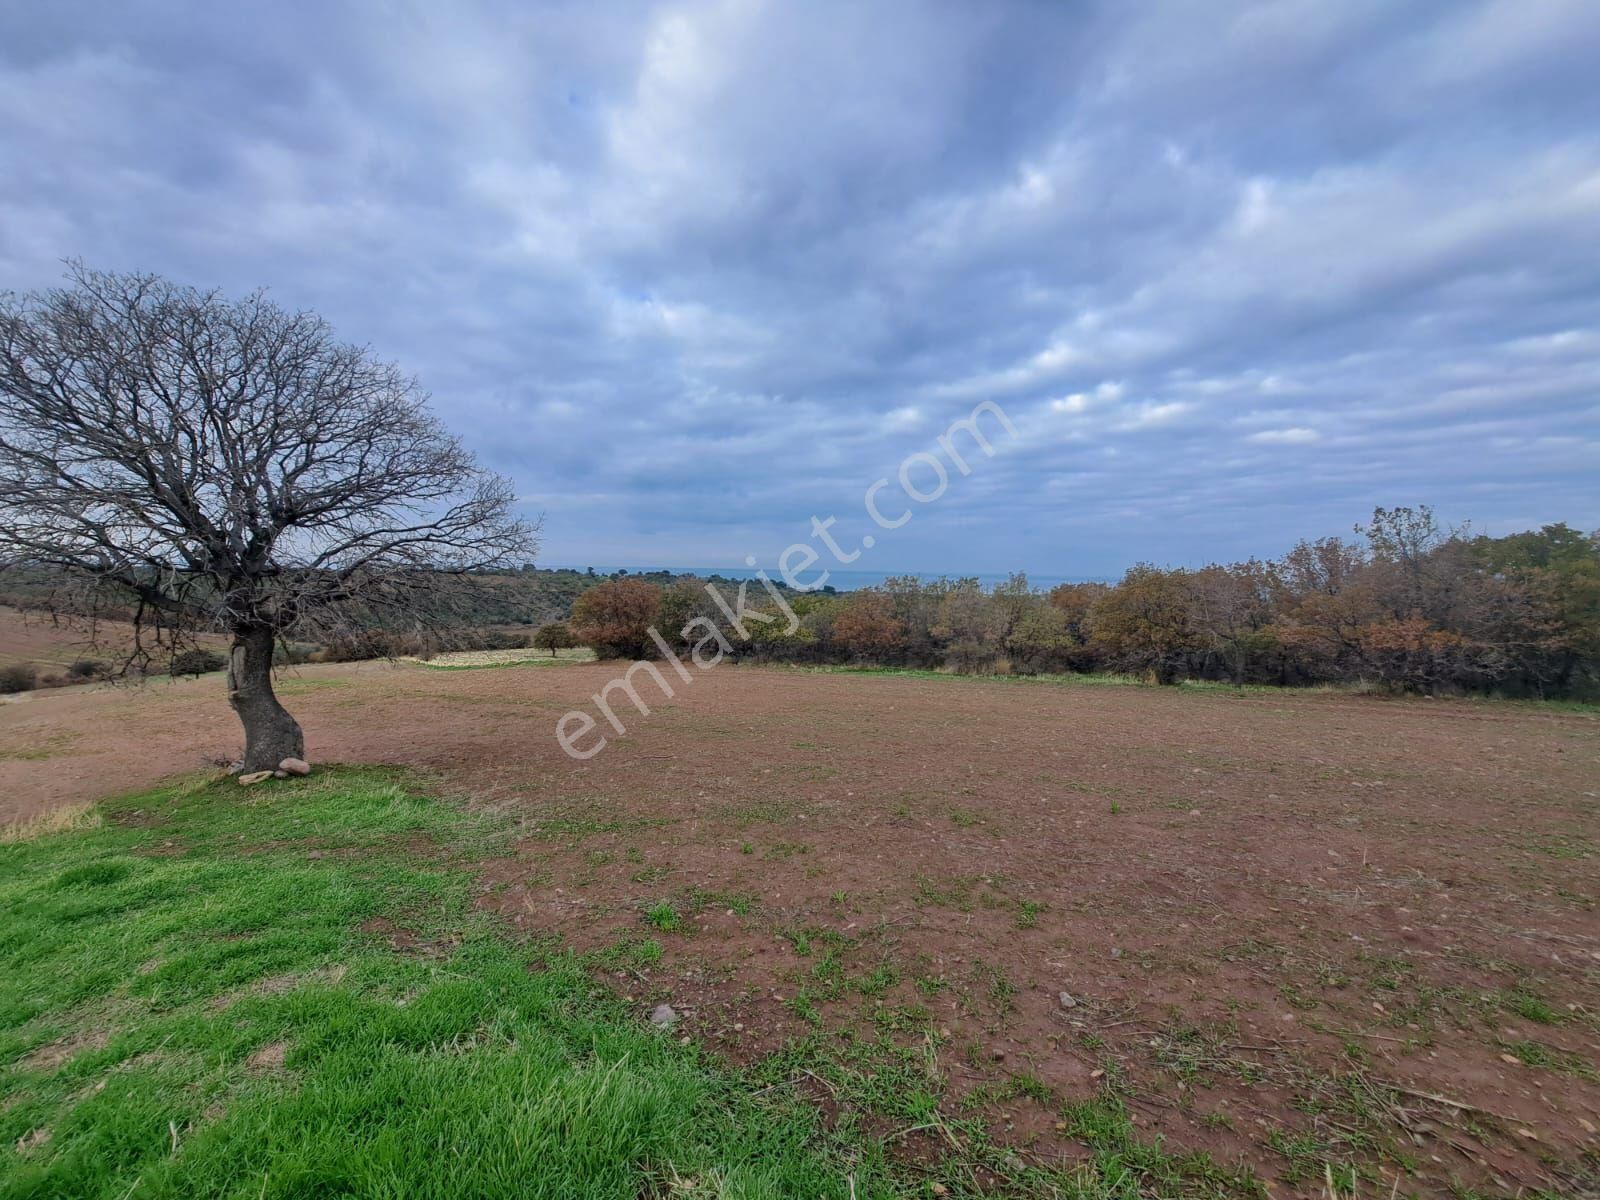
[0,606,227,678]
[0,565,801,640]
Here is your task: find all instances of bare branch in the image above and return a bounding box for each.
[0,265,539,770]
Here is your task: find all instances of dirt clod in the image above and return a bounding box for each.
[650,1003,679,1028]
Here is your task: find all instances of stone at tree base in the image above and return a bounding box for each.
[273,770,288,778]
[237,770,273,786]
[278,757,311,776]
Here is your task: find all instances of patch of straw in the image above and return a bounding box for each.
[0,803,102,844]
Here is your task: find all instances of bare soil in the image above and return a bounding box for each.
[3,656,1596,1195]
[0,605,228,677]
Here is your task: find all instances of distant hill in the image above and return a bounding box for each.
[382,566,818,629]
[0,565,793,639]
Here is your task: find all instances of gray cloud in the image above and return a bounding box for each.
[3,0,1597,577]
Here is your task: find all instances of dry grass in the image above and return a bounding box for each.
[403,647,596,668]
[0,801,101,844]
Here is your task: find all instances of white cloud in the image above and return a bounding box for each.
[1247,427,1322,445]
[1117,401,1194,431]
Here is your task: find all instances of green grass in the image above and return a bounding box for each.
[1059,1094,1260,1196]
[644,902,682,932]
[0,771,875,1198]
[1504,989,1560,1025]
[1500,1039,1598,1080]
[0,769,1265,1199]
[768,661,1357,698]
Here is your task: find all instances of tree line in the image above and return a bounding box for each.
[555,508,1599,698]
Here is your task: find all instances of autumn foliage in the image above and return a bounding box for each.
[569,579,663,660]
[557,508,1598,698]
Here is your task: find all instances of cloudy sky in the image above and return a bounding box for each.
[3,1,1598,578]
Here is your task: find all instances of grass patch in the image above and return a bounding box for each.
[1501,1039,1598,1080]
[0,803,102,845]
[1522,833,1592,860]
[644,902,682,933]
[408,648,596,670]
[1503,989,1561,1025]
[0,770,877,1198]
[1061,1093,1260,1196]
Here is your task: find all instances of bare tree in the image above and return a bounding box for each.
[0,266,536,772]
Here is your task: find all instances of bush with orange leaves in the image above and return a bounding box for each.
[831,591,906,661]
[570,578,664,660]
[1355,614,1501,693]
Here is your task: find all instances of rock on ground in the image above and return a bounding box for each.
[649,1003,678,1028]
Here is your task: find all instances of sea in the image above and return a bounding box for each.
[543,566,1107,592]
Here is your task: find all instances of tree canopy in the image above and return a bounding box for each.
[0,265,536,770]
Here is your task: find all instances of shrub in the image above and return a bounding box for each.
[66,659,109,680]
[651,581,709,653]
[0,664,38,694]
[532,621,578,656]
[470,628,528,651]
[1006,605,1077,675]
[273,642,317,666]
[832,591,905,661]
[931,584,1005,672]
[571,579,663,659]
[1087,565,1200,685]
[744,613,816,662]
[169,649,227,677]
[314,630,429,662]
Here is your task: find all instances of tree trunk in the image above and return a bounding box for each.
[228,626,304,773]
